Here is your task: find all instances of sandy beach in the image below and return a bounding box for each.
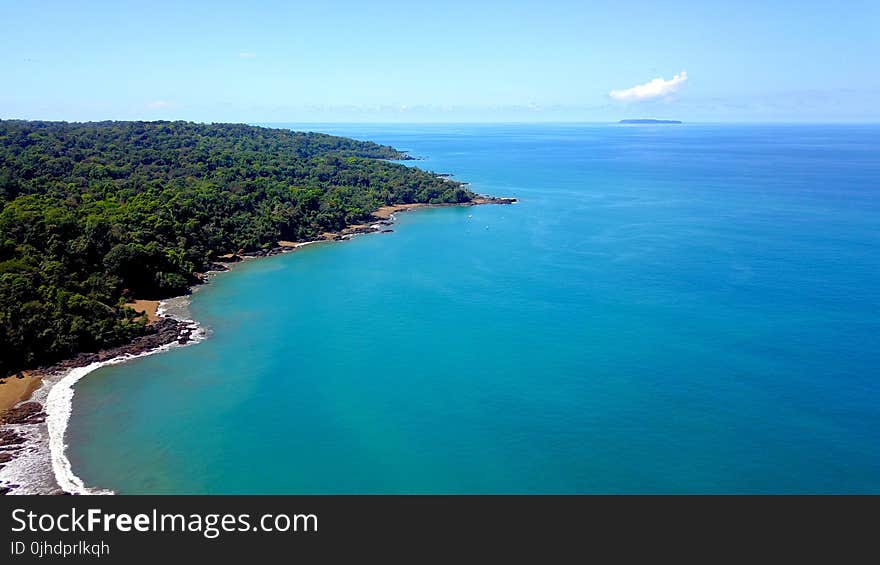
[277,204,433,249]
[0,371,42,420]
[371,202,432,219]
[126,299,161,324]
[372,198,515,220]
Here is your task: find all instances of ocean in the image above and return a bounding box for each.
[59,123,880,493]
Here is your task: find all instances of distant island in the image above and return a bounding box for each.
[619,119,682,124]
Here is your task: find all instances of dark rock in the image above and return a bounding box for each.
[0,428,26,447]
[382,229,394,233]
[2,402,45,425]
[343,225,376,235]
[473,196,517,205]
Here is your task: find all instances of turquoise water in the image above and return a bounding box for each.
[67,124,880,493]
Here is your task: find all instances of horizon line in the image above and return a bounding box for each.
[3,117,880,126]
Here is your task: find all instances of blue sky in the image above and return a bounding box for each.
[2,0,878,122]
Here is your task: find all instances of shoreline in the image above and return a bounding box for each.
[0,195,516,495]
[0,316,203,495]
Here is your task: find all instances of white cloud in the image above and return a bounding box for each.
[146,100,170,109]
[610,71,688,102]
[239,52,257,59]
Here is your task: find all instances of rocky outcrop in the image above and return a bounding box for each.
[342,225,378,236]
[1,402,44,425]
[43,318,191,373]
[470,196,517,205]
[0,428,26,447]
[0,427,28,474]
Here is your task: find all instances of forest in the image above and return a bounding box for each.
[0,120,474,375]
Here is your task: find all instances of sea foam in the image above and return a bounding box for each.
[0,300,205,495]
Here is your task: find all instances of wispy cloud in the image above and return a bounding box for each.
[610,71,688,101]
[146,100,170,109]
[239,52,257,59]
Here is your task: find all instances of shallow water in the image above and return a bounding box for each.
[66,124,880,493]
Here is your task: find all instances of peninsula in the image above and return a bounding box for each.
[0,120,511,383]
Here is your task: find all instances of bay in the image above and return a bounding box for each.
[67,123,880,493]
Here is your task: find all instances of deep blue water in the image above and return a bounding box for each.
[67,124,880,493]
